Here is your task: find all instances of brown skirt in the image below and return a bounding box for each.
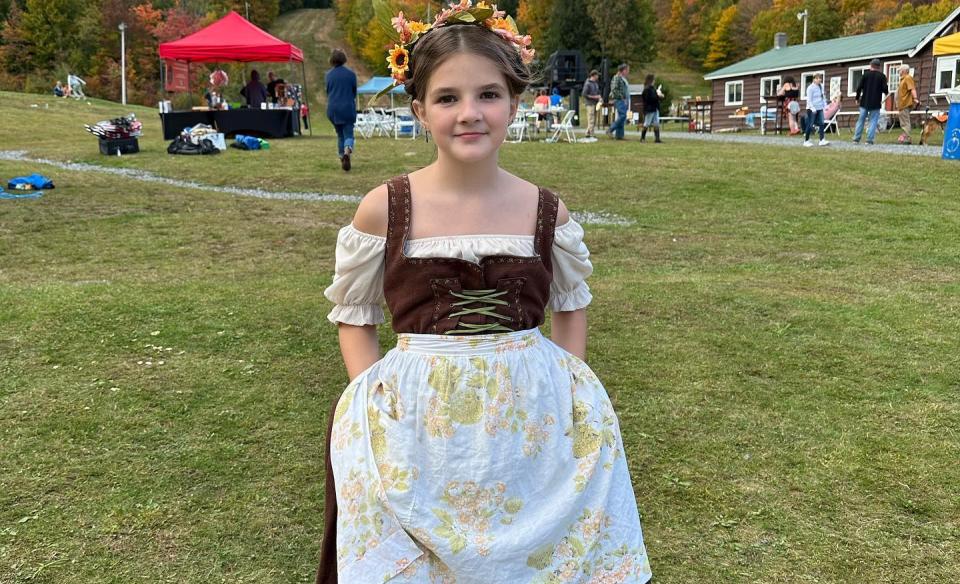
[314,396,339,584]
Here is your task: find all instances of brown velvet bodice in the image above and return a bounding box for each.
[383,175,558,335]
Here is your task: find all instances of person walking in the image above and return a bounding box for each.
[325,49,358,171]
[853,58,888,145]
[606,63,630,140]
[896,64,918,144]
[803,74,829,147]
[640,74,663,143]
[581,69,601,141]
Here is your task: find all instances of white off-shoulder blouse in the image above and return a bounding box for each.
[325,220,593,326]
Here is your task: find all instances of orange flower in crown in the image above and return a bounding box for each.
[375,0,535,99]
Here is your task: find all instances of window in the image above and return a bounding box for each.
[936,56,960,92]
[848,66,869,96]
[800,70,825,99]
[760,76,781,102]
[885,61,902,106]
[725,80,743,106]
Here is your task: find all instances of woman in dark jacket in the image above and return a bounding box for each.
[640,74,663,143]
[240,70,268,109]
[325,49,358,171]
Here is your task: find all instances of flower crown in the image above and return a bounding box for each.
[378,1,534,98]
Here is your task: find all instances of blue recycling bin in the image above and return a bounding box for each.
[943,101,960,160]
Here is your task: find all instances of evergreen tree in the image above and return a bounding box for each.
[545,0,599,62]
[19,0,86,70]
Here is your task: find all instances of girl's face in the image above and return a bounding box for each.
[412,52,519,165]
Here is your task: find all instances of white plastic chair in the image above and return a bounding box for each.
[546,110,577,143]
[507,111,528,143]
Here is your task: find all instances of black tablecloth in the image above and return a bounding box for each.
[160,109,299,140]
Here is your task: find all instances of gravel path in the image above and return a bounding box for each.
[0,150,635,226]
[658,130,944,157]
[0,150,361,203]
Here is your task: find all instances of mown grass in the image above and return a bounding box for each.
[1,90,959,583]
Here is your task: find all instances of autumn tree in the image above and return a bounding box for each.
[518,0,554,53]
[883,0,956,29]
[704,3,736,70]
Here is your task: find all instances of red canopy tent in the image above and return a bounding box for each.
[159,11,303,63]
[159,11,310,133]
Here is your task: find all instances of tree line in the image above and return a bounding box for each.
[0,0,330,103]
[658,0,957,72]
[1,0,955,105]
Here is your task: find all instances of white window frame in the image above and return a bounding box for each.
[760,75,781,103]
[884,60,903,110]
[936,55,960,92]
[800,70,825,99]
[848,65,869,96]
[725,80,743,106]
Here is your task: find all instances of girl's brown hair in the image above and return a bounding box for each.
[405,24,533,104]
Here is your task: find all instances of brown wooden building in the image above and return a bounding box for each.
[704,6,960,132]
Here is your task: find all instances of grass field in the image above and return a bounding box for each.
[1,90,959,583]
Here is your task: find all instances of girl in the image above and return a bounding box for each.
[317,3,651,582]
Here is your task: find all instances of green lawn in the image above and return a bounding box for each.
[1,91,958,583]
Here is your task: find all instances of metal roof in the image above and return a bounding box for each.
[704,22,938,80]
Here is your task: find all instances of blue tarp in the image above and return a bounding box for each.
[357,77,407,95]
[7,173,54,190]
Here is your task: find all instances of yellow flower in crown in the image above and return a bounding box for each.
[387,44,410,77]
[408,20,432,36]
[374,0,535,99]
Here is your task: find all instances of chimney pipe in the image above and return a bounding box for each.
[774,32,788,50]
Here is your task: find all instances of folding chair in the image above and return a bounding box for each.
[393,108,418,139]
[546,110,577,143]
[354,111,374,138]
[822,103,841,135]
[507,111,528,143]
[375,108,395,137]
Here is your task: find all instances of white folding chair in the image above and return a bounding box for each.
[507,111,528,143]
[822,105,841,135]
[373,108,394,137]
[354,111,374,138]
[546,110,577,143]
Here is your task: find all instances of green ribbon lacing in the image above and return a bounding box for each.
[444,289,514,335]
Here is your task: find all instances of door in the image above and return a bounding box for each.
[884,61,902,111]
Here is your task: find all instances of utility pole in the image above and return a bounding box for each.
[797,10,809,45]
[118,22,127,105]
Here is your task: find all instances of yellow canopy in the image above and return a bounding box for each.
[934,31,960,56]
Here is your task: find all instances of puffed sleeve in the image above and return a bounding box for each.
[324,224,387,325]
[549,219,593,312]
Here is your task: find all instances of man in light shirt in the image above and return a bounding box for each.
[803,74,829,147]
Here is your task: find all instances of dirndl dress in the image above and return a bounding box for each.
[319,176,651,583]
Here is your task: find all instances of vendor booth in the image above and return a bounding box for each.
[158,11,309,140]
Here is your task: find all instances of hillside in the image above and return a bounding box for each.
[269,8,370,110]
